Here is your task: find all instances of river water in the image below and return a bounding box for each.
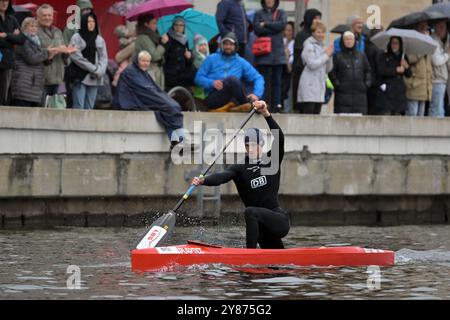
[0,225,449,300]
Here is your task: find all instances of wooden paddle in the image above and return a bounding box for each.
[136,107,258,249]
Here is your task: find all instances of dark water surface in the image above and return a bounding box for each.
[1,225,449,300]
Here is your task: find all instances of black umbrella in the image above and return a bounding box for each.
[362,24,378,37]
[332,23,376,37]
[388,11,448,30]
[331,24,351,34]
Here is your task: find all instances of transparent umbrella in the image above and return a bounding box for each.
[370,28,437,56]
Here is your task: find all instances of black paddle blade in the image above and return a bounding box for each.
[135,211,176,249]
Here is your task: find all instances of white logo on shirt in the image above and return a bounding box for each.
[251,176,267,189]
[247,166,260,173]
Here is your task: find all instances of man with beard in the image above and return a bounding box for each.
[195,32,264,110]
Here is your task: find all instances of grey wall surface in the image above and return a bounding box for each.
[1,107,449,227]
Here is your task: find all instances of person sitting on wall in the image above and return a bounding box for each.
[113,50,192,151]
[194,32,264,112]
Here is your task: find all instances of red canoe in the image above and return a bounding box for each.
[131,241,395,272]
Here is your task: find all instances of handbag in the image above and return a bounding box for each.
[45,94,67,109]
[252,10,279,56]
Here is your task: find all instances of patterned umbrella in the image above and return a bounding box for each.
[109,0,146,17]
[157,9,219,49]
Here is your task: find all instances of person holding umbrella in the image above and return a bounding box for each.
[375,37,412,115]
[430,20,450,118]
[157,8,220,51]
[163,16,196,90]
[370,27,437,116]
[135,14,168,90]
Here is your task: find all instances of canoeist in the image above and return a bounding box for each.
[193,100,290,249]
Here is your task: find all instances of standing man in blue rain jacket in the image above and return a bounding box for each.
[216,0,249,58]
[195,32,265,110]
[333,15,366,56]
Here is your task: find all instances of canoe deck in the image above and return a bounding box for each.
[131,241,395,272]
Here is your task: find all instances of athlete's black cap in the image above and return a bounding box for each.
[244,128,265,146]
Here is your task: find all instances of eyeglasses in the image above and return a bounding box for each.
[174,24,185,27]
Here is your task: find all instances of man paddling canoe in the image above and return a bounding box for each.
[193,101,290,249]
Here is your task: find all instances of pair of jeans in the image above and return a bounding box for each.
[257,65,283,112]
[406,100,426,117]
[430,83,446,118]
[205,76,248,109]
[72,83,98,110]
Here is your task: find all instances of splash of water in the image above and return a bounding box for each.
[395,249,450,265]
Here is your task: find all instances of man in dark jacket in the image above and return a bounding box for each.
[0,0,26,106]
[216,0,249,57]
[113,51,187,150]
[292,8,322,112]
[330,31,372,115]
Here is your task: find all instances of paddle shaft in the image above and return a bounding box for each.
[172,108,258,213]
